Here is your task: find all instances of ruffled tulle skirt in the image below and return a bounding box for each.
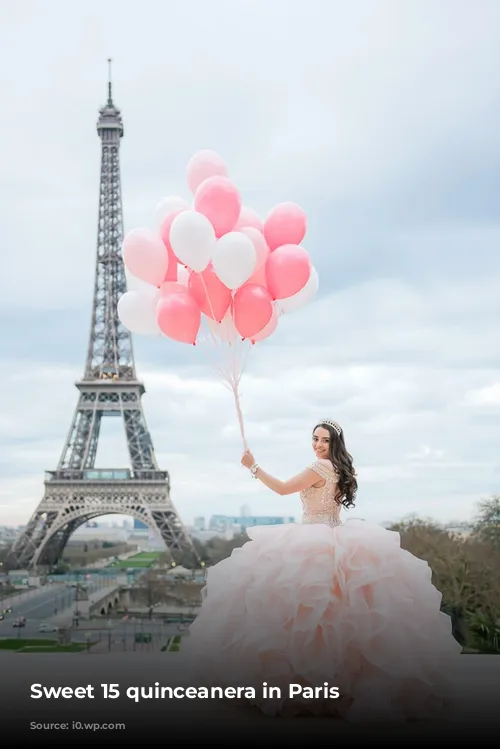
[184,520,462,723]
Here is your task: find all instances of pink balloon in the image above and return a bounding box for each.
[247,264,267,287]
[235,206,264,233]
[232,283,273,339]
[263,202,307,252]
[251,303,279,344]
[156,290,201,345]
[163,261,178,282]
[159,281,189,296]
[194,176,241,238]
[187,150,228,194]
[122,228,168,287]
[240,227,269,272]
[188,264,232,322]
[266,244,311,300]
[160,207,188,276]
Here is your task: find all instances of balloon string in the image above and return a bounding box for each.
[198,273,249,452]
[229,376,248,452]
[199,275,221,353]
[228,287,249,451]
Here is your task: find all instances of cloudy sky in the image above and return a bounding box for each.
[0,0,499,531]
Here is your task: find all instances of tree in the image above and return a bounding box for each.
[174,538,208,569]
[391,515,500,650]
[0,545,15,573]
[137,570,169,619]
[472,496,500,550]
[203,533,249,565]
[135,569,203,618]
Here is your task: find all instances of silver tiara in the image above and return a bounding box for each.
[317,419,342,436]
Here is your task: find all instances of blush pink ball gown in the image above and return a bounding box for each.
[186,458,462,723]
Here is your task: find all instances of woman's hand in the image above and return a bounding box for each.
[241,450,255,469]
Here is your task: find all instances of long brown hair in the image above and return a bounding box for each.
[314,422,357,509]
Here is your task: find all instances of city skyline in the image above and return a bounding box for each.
[0,1,499,531]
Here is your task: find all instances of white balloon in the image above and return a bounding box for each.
[278,266,319,314]
[156,196,190,228]
[169,210,215,273]
[205,310,237,343]
[177,265,190,286]
[212,231,256,290]
[117,288,162,336]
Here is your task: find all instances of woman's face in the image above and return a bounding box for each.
[312,426,330,458]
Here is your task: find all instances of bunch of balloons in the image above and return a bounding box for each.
[118,150,319,347]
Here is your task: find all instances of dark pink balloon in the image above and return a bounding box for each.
[157,290,201,345]
[163,260,178,282]
[233,283,274,339]
[188,264,232,322]
[194,176,241,238]
[266,244,311,300]
[263,202,307,252]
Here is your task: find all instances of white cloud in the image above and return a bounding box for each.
[2,273,499,527]
[462,382,500,407]
[404,446,445,462]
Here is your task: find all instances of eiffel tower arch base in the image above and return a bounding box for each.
[9,71,199,574]
[8,471,196,572]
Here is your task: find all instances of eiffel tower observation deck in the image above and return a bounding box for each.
[7,62,198,571]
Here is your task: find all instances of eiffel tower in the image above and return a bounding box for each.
[7,63,198,571]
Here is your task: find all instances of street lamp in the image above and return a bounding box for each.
[107,619,112,652]
[72,582,84,627]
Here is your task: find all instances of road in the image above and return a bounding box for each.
[0,583,190,651]
[1,582,103,621]
[2,586,69,620]
[0,580,106,638]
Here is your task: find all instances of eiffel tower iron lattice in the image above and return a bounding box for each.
[7,65,199,571]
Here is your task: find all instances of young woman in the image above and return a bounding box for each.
[186,420,461,723]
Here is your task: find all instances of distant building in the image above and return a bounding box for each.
[209,515,295,533]
[133,519,148,530]
[444,522,472,538]
[72,526,129,542]
[193,517,206,531]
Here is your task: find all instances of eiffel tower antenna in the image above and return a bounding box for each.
[7,63,199,571]
[107,57,113,102]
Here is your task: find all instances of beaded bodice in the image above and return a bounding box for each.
[300,459,341,528]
